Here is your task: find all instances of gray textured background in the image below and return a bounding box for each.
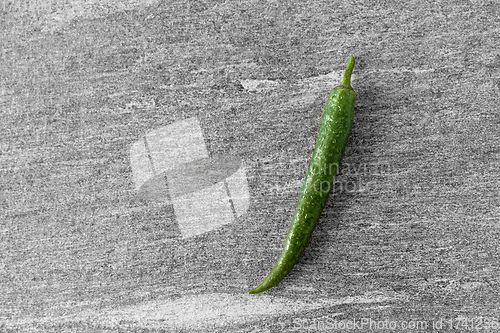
[1,0,499,332]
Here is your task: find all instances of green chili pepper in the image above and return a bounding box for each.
[249,56,356,294]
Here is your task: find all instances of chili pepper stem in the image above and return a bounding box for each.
[340,55,355,89]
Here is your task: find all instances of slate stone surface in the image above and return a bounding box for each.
[1,0,499,332]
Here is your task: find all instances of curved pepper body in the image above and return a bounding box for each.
[249,56,356,294]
